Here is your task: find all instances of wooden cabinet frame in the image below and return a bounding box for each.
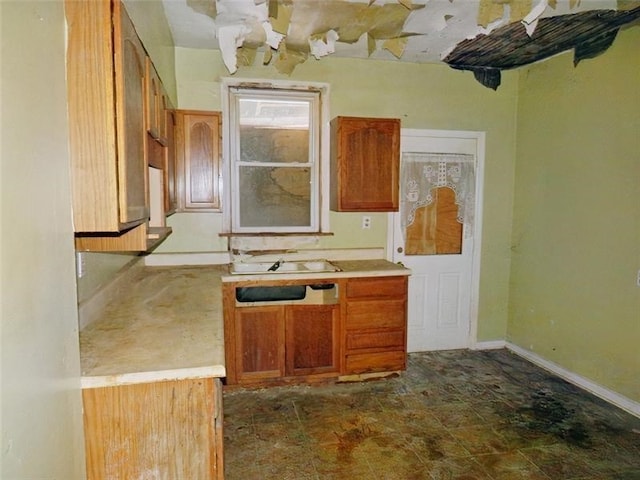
[222,275,407,386]
[175,110,222,212]
[330,116,401,212]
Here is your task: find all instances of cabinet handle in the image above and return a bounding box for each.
[397,247,403,253]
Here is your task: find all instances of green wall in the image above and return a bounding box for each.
[510,27,640,401]
[1,1,85,477]
[123,0,177,105]
[157,48,520,343]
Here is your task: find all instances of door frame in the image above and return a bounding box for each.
[386,128,485,349]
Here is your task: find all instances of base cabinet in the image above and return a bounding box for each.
[82,377,224,480]
[232,303,340,385]
[223,275,407,386]
[344,276,408,374]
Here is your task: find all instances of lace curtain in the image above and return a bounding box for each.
[401,152,476,238]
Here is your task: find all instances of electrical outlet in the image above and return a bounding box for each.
[362,216,371,229]
[637,269,640,287]
[76,252,85,279]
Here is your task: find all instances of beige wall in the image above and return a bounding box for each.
[510,27,640,401]
[159,48,520,342]
[1,1,85,478]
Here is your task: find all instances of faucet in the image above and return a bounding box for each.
[267,259,283,271]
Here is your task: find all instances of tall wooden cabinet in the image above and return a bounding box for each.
[66,0,171,251]
[330,116,401,212]
[176,111,222,212]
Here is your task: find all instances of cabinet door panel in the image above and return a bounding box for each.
[235,307,285,381]
[285,305,340,376]
[331,116,400,212]
[114,3,148,225]
[178,111,221,211]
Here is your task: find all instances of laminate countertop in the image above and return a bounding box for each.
[221,258,410,283]
[80,265,228,388]
[80,259,410,389]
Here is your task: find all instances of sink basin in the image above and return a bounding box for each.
[230,260,340,275]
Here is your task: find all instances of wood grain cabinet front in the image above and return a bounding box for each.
[230,303,340,385]
[223,281,342,386]
[343,276,408,374]
[66,0,148,233]
[330,116,401,212]
[66,0,171,251]
[82,377,224,480]
[176,110,222,212]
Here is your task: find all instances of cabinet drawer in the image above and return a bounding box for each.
[346,277,406,299]
[346,300,406,330]
[346,329,405,351]
[345,351,406,374]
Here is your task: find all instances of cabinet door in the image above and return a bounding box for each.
[145,57,161,141]
[177,111,222,211]
[164,109,178,215]
[285,304,340,376]
[235,306,285,383]
[113,1,148,225]
[330,116,400,212]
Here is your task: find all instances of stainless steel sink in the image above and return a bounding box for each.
[230,260,340,275]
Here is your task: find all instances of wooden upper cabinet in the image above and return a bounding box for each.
[330,116,401,212]
[145,59,169,147]
[164,108,178,215]
[176,111,222,211]
[66,0,148,232]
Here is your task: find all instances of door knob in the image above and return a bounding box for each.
[397,247,403,253]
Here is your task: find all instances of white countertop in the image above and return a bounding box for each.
[80,265,227,388]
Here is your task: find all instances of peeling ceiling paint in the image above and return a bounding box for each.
[159,0,639,83]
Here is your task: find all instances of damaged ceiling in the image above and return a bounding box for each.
[160,0,640,88]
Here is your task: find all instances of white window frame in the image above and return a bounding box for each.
[221,78,330,235]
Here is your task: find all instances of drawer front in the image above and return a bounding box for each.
[346,276,407,299]
[345,350,406,374]
[346,329,405,351]
[346,300,406,330]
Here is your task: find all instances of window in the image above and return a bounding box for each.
[223,81,329,234]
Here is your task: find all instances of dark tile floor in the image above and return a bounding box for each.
[223,349,640,480]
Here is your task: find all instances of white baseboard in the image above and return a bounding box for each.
[472,340,507,350]
[506,342,640,418]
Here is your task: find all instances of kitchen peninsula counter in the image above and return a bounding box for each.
[80,264,228,388]
[80,258,409,388]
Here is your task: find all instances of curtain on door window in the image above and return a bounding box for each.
[401,153,475,253]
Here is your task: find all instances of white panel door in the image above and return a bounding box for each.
[390,129,484,352]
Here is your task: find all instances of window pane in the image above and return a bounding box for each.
[238,98,310,164]
[238,166,311,228]
[239,126,309,164]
